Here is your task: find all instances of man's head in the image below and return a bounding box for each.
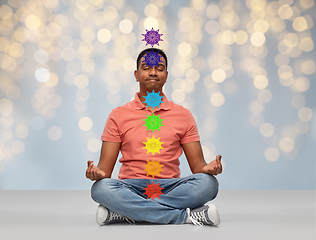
[134,48,168,94]
[136,48,168,70]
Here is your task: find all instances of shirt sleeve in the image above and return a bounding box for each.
[101,108,122,142]
[180,108,200,144]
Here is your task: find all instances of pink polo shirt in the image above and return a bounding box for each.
[101,92,200,179]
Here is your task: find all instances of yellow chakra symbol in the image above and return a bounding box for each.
[143,135,164,155]
[143,159,164,178]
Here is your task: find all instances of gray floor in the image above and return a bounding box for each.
[0,190,315,240]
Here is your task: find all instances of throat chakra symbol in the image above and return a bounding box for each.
[142,28,163,47]
[142,49,163,69]
[143,181,164,200]
[143,159,164,178]
[143,113,164,132]
[143,90,164,109]
[143,135,164,156]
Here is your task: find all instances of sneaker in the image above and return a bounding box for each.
[186,201,220,226]
[96,205,135,225]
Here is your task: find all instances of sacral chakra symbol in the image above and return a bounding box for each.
[143,159,164,178]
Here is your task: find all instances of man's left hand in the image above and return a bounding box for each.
[202,155,223,175]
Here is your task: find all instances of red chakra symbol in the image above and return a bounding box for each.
[143,181,164,201]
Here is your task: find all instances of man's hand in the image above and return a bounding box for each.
[86,160,106,181]
[202,155,223,176]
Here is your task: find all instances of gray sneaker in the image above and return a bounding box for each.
[186,201,220,226]
[96,205,135,225]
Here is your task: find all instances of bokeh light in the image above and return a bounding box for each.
[47,126,62,141]
[264,147,280,162]
[87,138,102,153]
[298,107,313,122]
[78,117,93,131]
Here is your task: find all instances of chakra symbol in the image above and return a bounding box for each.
[143,135,164,156]
[143,181,164,200]
[142,48,163,69]
[142,27,163,47]
[143,159,164,178]
[143,113,164,132]
[143,90,164,109]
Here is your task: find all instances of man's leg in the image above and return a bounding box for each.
[91,174,218,224]
[156,173,219,210]
[91,178,187,224]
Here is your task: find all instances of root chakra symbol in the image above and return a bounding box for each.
[143,90,164,109]
[143,135,164,155]
[142,28,163,47]
[143,159,164,178]
[143,113,164,132]
[143,181,164,200]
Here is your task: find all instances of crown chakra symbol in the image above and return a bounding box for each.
[142,28,163,47]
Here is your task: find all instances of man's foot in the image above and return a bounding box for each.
[96,205,135,225]
[186,201,220,226]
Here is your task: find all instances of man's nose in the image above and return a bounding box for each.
[149,66,158,75]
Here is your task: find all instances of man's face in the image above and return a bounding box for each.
[134,54,168,92]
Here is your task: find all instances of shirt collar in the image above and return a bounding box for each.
[133,91,171,111]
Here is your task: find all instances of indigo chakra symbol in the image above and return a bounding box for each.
[142,49,163,69]
[142,28,163,47]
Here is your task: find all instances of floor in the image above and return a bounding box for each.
[0,190,315,240]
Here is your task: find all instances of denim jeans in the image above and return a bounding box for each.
[91,173,219,224]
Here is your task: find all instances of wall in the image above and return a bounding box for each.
[0,0,315,189]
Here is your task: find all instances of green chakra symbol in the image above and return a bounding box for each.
[143,113,164,132]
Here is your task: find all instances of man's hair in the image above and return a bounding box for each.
[136,48,168,70]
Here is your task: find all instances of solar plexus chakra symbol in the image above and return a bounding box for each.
[143,135,164,155]
[143,159,164,178]
[142,28,163,47]
[143,113,164,132]
[142,48,163,69]
[143,90,164,109]
[143,181,164,200]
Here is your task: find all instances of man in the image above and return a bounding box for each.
[86,48,223,226]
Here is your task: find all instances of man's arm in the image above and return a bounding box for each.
[86,141,121,181]
[181,141,222,175]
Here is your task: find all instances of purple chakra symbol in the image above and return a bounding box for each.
[142,49,163,69]
[142,28,163,47]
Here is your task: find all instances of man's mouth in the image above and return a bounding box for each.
[146,79,159,81]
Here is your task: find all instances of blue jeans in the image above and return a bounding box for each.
[91,173,219,224]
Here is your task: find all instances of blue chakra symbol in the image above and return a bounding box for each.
[142,28,163,47]
[142,49,163,69]
[143,90,164,109]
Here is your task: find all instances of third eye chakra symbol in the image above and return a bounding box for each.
[142,27,163,47]
[142,49,163,69]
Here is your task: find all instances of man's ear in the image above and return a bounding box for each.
[134,70,138,82]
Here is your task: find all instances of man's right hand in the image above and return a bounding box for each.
[86,160,106,181]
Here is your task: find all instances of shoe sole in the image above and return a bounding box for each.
[207,203,220,226]
[96,205,108,226]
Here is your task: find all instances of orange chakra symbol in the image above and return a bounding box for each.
[143,159,164,178]
[143,181,164,201]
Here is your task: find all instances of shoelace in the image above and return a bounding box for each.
[189,209,208,226]
[108,211,134,224]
